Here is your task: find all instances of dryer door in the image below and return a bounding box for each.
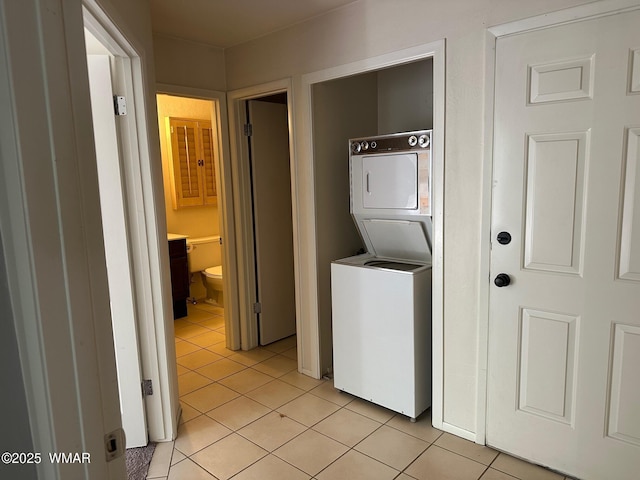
[361,153,418,210]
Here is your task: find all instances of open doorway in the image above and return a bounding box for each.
[245,94,297,346]
[156,94,224,308]
[227,82,300,368]
[84,29,147,448]
[82,2,180,447]
[156,89,299,370]
[155,92,230,374]
[157,93,302,430]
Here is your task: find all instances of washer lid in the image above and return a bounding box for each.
[361,218,432,264]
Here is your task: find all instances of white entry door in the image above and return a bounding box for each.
[87,55,148,448]
[487,9,640,480]
[248,99,297,345]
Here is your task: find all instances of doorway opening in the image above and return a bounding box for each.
[227,81,300,372]
[82,1,180,446]
[156,93,225,313]
[161,94,300,424]
[155,92,232,387]
[84,28,147,448]
[245,93,297,347]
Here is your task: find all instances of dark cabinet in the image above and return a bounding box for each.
[168,238,189,319]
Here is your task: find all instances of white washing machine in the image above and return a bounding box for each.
[331,130,433,420]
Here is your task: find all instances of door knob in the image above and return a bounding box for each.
[494,273,511,287]
[497,231,511,245]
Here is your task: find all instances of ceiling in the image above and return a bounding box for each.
[150,0,359,49]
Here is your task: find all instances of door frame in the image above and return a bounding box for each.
[155,84,240,350]
[227,79,296,353]
[82,1,178,443]
[478,0,640,446]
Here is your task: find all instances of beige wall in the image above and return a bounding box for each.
[153,34,227,91]
[220,0,597,435]
[312,72,379,376]
[156,94,221,239]
[377,59,433,134]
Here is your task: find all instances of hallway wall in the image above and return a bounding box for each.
[221,0,598,436]
[146,0,602,438]
[153,34,227,91]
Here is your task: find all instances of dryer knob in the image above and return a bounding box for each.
[351,142,361,154]
[418,134,430,148]
[360,141,369,151]
[408,135,418,147]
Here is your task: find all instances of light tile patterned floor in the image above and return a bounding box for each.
[146,303,574,480]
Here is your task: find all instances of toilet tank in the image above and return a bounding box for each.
[186,236,221,273]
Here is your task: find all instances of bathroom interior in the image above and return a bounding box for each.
[157,94,225,317]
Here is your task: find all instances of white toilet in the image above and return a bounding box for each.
[186,236,224,306]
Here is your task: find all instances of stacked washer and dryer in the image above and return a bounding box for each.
[331,130,433,421]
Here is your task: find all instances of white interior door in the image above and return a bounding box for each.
[87,55,147,448]
[248,99,297,345]
[487,10,640,480]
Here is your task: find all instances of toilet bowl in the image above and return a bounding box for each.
[186,236,224,306]
[201,265,223,306]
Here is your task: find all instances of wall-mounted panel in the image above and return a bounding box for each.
[608,324,640,446]
[618,128,640,281]
[629,48,640,94]
[524,132,588,274]
[518,308,578,425]
[529,56,594,104]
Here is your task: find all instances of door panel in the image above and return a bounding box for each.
[248,99,297,345]
[608,323,640,446]
[518,308,578,425]
[523,132,587,274]
[619,127,640,280]
[487,10,640,479]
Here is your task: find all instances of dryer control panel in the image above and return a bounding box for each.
[351,131,431,154]
[349,130,433,263]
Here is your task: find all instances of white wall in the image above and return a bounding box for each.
[223,0,597,435]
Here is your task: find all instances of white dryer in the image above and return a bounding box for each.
[331,130,433,420]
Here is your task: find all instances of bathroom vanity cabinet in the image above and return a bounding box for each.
[168,238,189,319]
